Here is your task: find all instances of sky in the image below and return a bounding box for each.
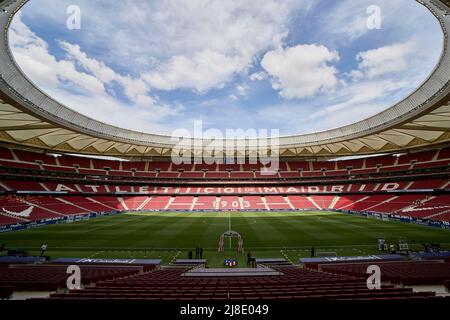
[9,0,443,137]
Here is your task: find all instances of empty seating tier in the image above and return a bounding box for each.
[0,147,448,182]
[319,260,450,286]
[0,265,142,291]
[46,266,440,300]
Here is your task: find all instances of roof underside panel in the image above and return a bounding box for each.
[0,0,449,159]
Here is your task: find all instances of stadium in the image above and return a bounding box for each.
[0,0,450,310]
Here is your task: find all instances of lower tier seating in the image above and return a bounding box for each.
[318,260,450,286]
[46,266,441,300]
[1,193,450,226]
[0,265,143,291]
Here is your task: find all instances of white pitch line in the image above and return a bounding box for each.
[229,212,232,249]
[169,250,181,265]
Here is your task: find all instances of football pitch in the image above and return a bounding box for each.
[1,211,449,267]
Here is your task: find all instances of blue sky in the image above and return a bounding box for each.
[9,0,443,136]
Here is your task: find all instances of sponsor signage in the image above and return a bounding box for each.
[49,183,404,194]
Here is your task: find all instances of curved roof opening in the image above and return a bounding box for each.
[8,0,443,138]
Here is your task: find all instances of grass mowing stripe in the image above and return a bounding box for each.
[228,212,232,249]
[236,212,262,250]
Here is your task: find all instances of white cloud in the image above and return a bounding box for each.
[9,12,184,134]
[261,44,339,99]
[229,94,239,102]
[355,41,416,78]
[236,84,249,97]
[9,0,443,136]
[257,78,410,133]
[15,0,307,93]
[115,0,301,92]
[306,79,409,121]
[59,41,156,107]
[249,71,268,81]
[142,50,245,92]
[314,0,443,49]
[9,13,106,98]
[315,1,371,45]
[346,70,364,81]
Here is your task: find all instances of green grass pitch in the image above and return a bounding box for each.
[0,211,449,267]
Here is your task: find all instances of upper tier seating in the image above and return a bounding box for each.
[336,159,364,170]
[366,156,396,168]
[58,155,91,168]
[438,147,450,160]
[14,150,57,165]
[0,148,14,160]
[121,161,145,171]
[147,162,170,171]
[0,147,449,181]
[92,159,120,170]
[397,150,436,164]
[0,160,40,170]
[413,160,450,169]
[179,171,204,179]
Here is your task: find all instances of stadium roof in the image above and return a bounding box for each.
[0,0,450,159]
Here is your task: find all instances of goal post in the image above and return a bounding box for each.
[218,230,243,253]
